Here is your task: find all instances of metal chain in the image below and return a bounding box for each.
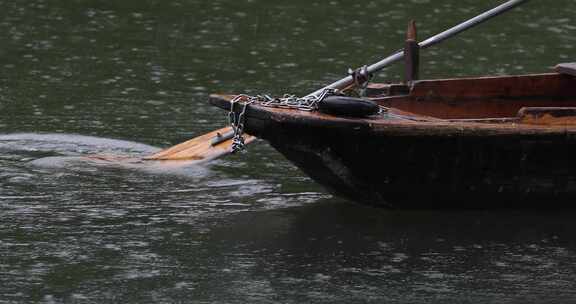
[229,95,253,153]
[227,90,334,153]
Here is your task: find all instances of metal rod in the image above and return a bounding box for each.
[306,0,529,98]
[210,129,235,146]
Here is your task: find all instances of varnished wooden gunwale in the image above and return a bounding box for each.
[370,73,576,119]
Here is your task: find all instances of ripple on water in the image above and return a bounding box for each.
[3,0,575,301]
[0,133,160,155]
[0,133,217,179]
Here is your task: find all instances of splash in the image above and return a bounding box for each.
[0,133,159,155]
[0,133,210,176]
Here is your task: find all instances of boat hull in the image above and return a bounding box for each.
[213,99,576,207]
[238,110,576,207]
[210,72,576,208]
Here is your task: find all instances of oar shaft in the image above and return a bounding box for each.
[419,0,529,49]
[306,0,529,98]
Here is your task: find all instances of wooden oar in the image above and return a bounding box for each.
[146,0,529,161]
[144,126,255,161]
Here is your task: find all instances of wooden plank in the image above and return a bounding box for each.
[371,73,576,119]
[369,73,576,100]
[518,107,576,125]
[408,73,576,99]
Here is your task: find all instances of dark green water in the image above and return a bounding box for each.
[2,0,576,303]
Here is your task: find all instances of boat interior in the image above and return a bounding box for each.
[365,65,576,125]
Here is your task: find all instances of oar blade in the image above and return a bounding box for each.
[144,126,255,161]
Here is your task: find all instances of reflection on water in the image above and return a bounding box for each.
[3,193,576,302]
[1,0,576,302]
[203,204,576,303]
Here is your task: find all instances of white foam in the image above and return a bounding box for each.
[0,133,210,177]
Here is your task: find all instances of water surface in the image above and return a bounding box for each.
[1,0,576,302]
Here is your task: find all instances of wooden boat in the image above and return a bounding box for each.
[210,64,576,208]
